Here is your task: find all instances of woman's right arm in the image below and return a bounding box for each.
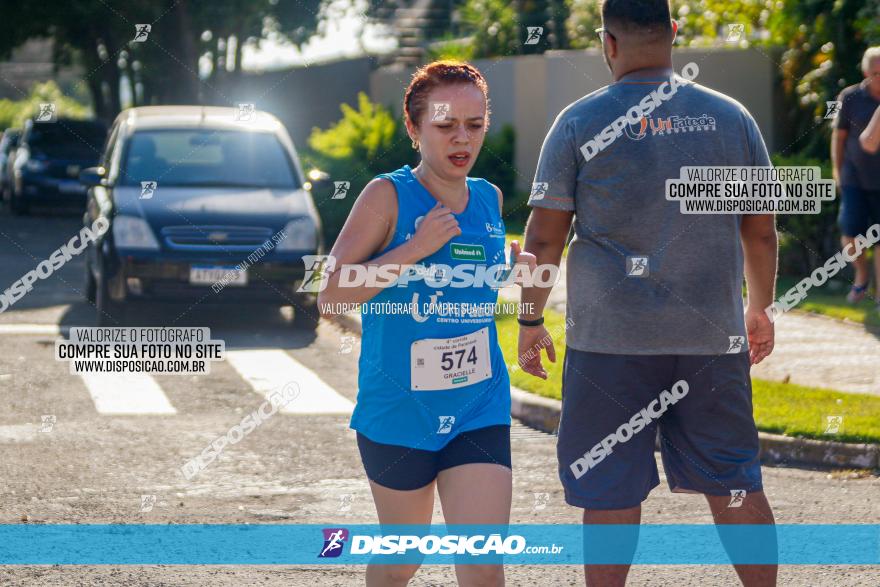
[317,178,460,316]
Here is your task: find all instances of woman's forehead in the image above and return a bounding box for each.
[425,84,486,112]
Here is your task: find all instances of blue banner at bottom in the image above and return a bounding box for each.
[0,525,877,565]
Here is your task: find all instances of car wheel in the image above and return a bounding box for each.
[292,299,320,331]
[10,191,28,215]
[96,271,126,326]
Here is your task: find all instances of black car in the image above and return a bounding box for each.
[79,106,325,328]
[0,128,22,204]
[10,117,108,214]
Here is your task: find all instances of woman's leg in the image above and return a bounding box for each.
[357,433,438,586]
[436,426,512,587]
[365,478,436,587]
[437,463,512,586]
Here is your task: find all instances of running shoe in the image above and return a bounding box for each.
[846,283,869,304]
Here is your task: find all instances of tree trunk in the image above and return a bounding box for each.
[163,0,200,103]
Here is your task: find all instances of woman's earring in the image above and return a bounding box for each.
[411,139,419,150]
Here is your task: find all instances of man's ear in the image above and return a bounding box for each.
[671,19,679,42]
[607,34,618,58]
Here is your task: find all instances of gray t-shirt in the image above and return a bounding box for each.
[530,69,771,355]
[835,81,880,191]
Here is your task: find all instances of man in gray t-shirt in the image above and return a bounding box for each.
[516,1,779,585]
[528,70,770,355]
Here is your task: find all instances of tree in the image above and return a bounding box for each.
[365,0,569,61]
[0,0,324,121]
[0,81,89,129]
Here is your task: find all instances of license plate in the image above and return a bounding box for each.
[58,180,85,194]
[189,265,247,286]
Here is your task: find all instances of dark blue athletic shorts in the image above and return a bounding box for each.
[557,349,762,510]
[838,185,880,237]
[357,425,511,491]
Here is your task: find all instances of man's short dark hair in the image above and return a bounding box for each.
[602,0,672,37]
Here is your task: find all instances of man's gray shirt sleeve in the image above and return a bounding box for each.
[530,112,577,211]
[743,108,772,167]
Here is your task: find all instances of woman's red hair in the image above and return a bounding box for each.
[403,60,490,128]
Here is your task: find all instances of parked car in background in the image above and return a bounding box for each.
[9,117,108,215]
[0,128,22,205]
[80,106,324,329]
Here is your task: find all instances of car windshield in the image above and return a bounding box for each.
[120,129,299,188]
[28,121,106,158]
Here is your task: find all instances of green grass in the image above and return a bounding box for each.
[505,233,569,258]
[496,308,880,444]
[752,379,880,444]
[772,276,880,327]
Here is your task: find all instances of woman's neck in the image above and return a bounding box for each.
[412,164,469,214]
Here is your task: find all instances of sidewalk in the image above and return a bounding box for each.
[498,263,880,397]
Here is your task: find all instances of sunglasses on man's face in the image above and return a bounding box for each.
[594,27,616,43]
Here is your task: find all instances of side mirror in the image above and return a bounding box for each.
[79,166,106,187]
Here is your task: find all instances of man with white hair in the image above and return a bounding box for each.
[832,46,880,309]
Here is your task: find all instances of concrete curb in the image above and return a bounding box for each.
[328,313,879,471]
[510,387,880,470]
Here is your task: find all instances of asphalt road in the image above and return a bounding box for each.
[0,206,877,586]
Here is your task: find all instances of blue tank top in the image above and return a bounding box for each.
[350,165,511,450]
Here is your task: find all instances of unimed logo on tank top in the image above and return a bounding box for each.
[449,243,485,262]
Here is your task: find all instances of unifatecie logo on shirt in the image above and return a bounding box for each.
[624,113,717,141]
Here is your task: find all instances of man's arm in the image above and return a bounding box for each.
[740,214,777,364]
[516,207,573,379]
[519,208,574,320]
[518,110,577,379]
[831,128,848,184]
[859,104,880,154]
[831,90,851,184]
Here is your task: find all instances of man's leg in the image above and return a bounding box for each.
[872,245,880,302]
[556,350,671,587]
[838,186,872,301]
[705,490,777,587]
[842,236,870,289]
[661,354,776,586]
[582,505,641,587]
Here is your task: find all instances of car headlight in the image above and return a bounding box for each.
[276,217,318,251]
[25,160,48,173]
[113,215,160,250]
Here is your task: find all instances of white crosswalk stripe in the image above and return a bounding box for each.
[2,323,355,416]
[79,372,177,415]
[0,323,65,335]
[226,349,354,414]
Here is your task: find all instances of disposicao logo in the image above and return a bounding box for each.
[319,528,349,558]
